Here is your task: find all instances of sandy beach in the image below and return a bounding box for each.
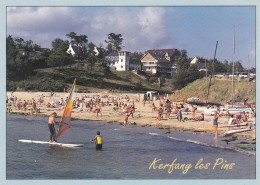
[6,91,256,143]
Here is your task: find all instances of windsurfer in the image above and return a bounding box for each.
[90,131,103,150]
[48,112,58,143]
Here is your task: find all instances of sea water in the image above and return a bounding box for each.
[6,114,255,179]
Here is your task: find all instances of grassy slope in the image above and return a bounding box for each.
[171,77,256,104]
[12,65,169,93]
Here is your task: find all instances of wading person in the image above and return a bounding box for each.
[90,131,103,150]
[213,111,219,144]
[48,112,58,143]
[123,114,130,127]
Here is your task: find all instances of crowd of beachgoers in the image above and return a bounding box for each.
[6,91,256,145]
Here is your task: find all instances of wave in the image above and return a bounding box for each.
[148,132,159,136]
[113,128,121,131]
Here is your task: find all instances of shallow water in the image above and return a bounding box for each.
[6,114,255,179]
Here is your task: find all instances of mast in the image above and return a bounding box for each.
[232,26,235,107]
[247,53,250,98]
[205,58,207,79]
[206,41,218,103]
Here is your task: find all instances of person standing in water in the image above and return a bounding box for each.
[90,131,103,150]
[123,114,130,127]
[48,112,58,143]
[213,111,219,144]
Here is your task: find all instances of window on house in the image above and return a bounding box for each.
[121,59,123,62]
[121,66,123,68]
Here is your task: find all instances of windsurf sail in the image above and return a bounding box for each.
[57,78,76,138]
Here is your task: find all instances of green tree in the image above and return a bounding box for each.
[66,32,88,60]
[131,52,144,59]
[86,42,98,71]
[6,35,34,80]
[171,55,201,90]
[234,60,245,73]
[105,33,124,53]
[249,67,255,73]
[48,38,73,68]
[214,60,227,73]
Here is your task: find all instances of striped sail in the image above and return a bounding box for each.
[57,79,76,138]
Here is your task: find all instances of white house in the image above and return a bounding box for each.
[190,56,208,72]
[67,44,76,56]
[105,51,142,71]
[190,56,199,64]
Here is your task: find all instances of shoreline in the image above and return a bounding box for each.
[6,91,256,152]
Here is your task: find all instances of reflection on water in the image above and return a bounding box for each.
[6,114,256,179]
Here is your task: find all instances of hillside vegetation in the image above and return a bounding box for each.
[7,64,170,93]
[171,77,256,104]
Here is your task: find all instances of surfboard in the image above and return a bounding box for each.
[18,139,83,148]
[224,128,251,135]
[195,124,248,130]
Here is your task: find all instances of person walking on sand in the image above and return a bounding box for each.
[90,131,103,150]
[165,100,171,119]
[177,108,182,122]
[95,106,102,118]
[213,111,219,144]
[48,112,58,143]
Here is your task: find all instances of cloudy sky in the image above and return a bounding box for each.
[7,6,255,68]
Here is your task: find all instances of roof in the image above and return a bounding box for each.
[195,63,209,69]
[143,48,177,62]
[147,48,176,57]
[106,53,119,57]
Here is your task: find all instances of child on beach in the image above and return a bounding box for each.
[150,102,156,112]
[123,114,130,126]
[90,131,103,150]
[156,104,164,121]
[177,108,182,122]
[95,106,102,118]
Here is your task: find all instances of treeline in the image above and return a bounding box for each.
[171,51,255,90]
[6,32,125,80]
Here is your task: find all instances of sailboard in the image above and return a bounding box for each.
[19,79,83,147]
[224,128,251,135]
[18,139,83,148]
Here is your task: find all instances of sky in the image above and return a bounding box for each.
[6,6,256,68]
